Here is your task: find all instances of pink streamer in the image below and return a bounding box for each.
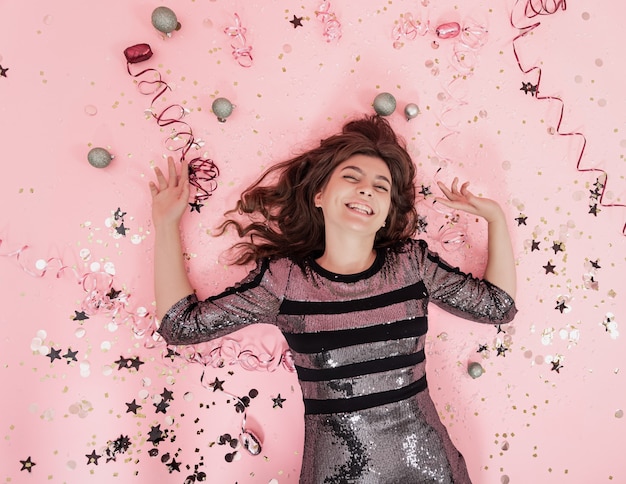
[224,13,253,67]
[0,238,157,346]
[315,1,342,42]
[510,0,625,234]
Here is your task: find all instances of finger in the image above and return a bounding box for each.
[154,166,168,190]
[149,181,159,198]
[451,177,459,194]
[167,157,178,187]
[437,180,453,198]
[180,160,189,184]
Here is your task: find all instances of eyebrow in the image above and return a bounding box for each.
[341,165,392,185]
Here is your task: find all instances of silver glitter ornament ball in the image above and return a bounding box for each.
[404,103,420,121]
[212,97,234,122]
[373,92,397,116]
[87,147,113,169]
[151,6,180,34]
[467,362,484,379]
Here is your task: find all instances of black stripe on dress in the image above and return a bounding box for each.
[295,349,425,381]
[283,317,427,353]
[279,281,428,315]
[304,375,428,414]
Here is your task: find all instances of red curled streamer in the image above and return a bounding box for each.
[511,0,625,234]
[125,47,220,208]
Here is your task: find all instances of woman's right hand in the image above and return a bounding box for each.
[149,156,190,229]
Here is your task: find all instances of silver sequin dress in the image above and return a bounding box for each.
[158,239,517,484]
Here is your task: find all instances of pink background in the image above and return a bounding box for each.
[1,1,624,483]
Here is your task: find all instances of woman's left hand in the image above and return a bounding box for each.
[436,178,503,223]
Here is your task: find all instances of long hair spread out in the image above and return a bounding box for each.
[216,115,419,265]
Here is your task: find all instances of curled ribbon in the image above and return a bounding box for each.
[125,48,220,207]
[511,0,625,234]
[0,238,158,348]
[392,13,429,49]
[224,13,253,67]
[315,1,342,42]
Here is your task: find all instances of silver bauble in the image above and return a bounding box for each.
[151,6,180,34]
[404,103,420,121]
[212,97,234,122]
[467,362,484,379]
[87,147,113,168]
[373,92,397,116]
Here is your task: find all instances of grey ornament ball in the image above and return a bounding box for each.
[151,6,180,34]
[404,103,420,121]
[212,97,234,122]
[373,92,397,116]
[87,147,113,169]
[468,362,484,379]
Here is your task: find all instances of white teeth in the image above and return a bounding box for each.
[347,203,373,215]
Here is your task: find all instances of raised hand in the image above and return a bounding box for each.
[435,177,504,224]
[149,156,190,229]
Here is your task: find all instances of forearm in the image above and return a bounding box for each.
[153,223,195,321]
[483,212,517,300]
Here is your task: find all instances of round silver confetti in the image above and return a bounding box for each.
[404,103,420,121]
[373,92,396,116]
[212,97,234,122]
[151,6,180,34]
[87,147,113,168]
[468,362,484,379]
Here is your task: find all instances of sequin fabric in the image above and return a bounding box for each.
[158,239,517,483]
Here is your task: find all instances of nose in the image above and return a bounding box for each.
[358,185,373,197]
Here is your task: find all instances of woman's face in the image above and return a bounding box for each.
[314,154,392,238]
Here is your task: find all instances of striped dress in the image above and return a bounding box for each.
[158,238,517,483]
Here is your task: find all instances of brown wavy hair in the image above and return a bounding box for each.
[216,115,419,265]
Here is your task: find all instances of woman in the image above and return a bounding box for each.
[150,115,517,483]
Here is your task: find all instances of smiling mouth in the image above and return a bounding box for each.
[346,203,373,215]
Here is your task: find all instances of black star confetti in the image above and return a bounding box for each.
[114,356,144,371]
[515,214,528,226]
[542,261,556,274]
[416,215,428,234]
[496,344,508,357]
[520,81,537,96]
[73,310,89,321]
[477,344,489,354]
[589,204,600,216]
[46,347,62,363]
[114,207,127,220]
[531,239,540,251]
[19,456,35,472]
[106,287,122,299]
[125,399,141,414]
[419,185,432,197]
[63,348,78,363]
[272,394,286,408]
[555,300,568,313]
[551,359,563,373]
[147,425,165,444]
[0,65,8,77]
[289,15,304,28]
[161,388,174,402]
[189,200,204,213]
[551,241,564,254]
[154,400,170,414]
[167,458,181,473]
[590,259,601,269]
[116,223,129,236]
[209,377,225,392]
[105,435,131,462]
[85,450,101,465]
